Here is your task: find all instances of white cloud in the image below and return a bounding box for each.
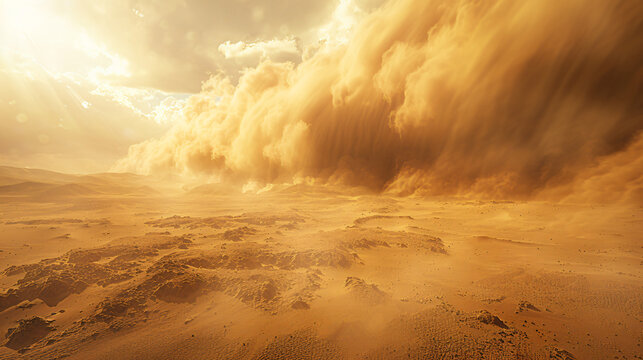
[90,84,187,124]
[218,38,300,59]
[317,0,364,46]
[150,97,186,124]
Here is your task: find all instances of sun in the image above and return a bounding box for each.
[1,0,50,42]
[0,0,83,72]
[0,0,129,80]
[1,0,65,65]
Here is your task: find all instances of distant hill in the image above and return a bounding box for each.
[0,165,160,201]
[0,166,78,186]
[0,181,56,194]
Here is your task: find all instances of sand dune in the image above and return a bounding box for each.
[0,167,78,187]
[0,166,160,202]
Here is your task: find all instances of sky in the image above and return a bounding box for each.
[0,0,641,201]
[0,0,383,173]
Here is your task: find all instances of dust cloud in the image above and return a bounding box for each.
[116,0,642,201]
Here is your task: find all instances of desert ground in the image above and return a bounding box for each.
[0,166,640,359]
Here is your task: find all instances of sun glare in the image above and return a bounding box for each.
[1,0,112,78]
[2,1,44,30]
[1,1,51,50]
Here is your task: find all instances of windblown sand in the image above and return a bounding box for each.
[0,167,640,359]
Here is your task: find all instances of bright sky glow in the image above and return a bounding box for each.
[0,0,382,173]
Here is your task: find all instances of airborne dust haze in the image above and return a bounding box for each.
[116,0,642,202]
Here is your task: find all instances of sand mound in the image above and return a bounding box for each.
[0,234,192,312]
[225,269,322,311]
[4,316,55,351]
[291,300,310,310]
[94,290,147,324]
[91,260,220,323]
[153,273,206,303]
[474,236,538,246]
[37,277,86,306]
[54,242,329,317]
[146,215,229,229]
[344,277,389,305]
[549,347,577,359]
[0,273,88,312]
[141,246,329,311]
[325,228,447,254]
[222,226,257,241]
[475,310,508,329]
[6,218,83,226]
[226,275,281,308]
[344,237,390,250]
[517,300,541,312]
[160,246,355,271]
[161,249,265,270]
[105,233,193,249]
[353,215,414,225]
[145,213,305,230]
[273,249,355,269]
[16,299,40,310]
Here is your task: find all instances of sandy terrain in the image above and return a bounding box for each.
[0,166,640,359]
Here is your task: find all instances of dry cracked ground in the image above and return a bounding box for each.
[0,167,641,359]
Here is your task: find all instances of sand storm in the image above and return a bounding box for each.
[0,0,641,359]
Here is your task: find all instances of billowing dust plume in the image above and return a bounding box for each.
[116,0,643,201]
